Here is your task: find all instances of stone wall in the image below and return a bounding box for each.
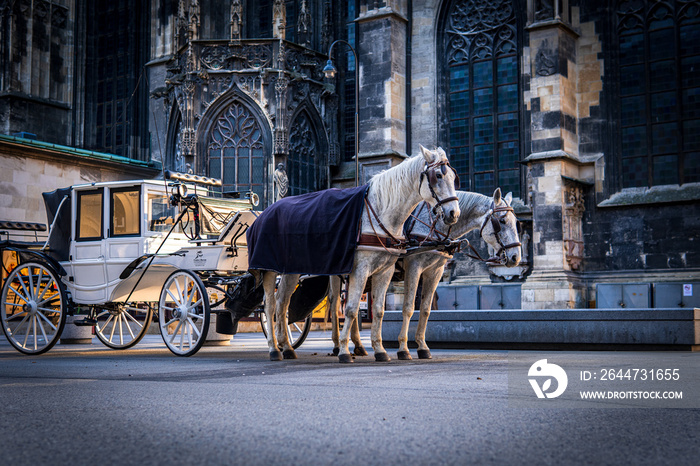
[0,136,159,225]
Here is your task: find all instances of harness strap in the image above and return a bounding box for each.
[360,198,408,254]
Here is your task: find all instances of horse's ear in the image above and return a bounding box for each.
[437,147,447,159]
[419,144,435,163]
[505,192,513,205]
[493,187,502,204]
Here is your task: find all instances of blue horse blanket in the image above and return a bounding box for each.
[247,185,368,275]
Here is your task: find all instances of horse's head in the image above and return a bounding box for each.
[480,188,521,267]
[418,145,460,225]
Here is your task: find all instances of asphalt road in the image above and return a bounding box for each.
[1,330,699,466]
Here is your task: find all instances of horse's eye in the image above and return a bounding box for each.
[499,218,506,224]
[436,173,443,180]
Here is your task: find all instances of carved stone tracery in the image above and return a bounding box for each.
[446,0,516,64]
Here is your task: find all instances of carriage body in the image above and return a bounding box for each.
[1,176,263,356]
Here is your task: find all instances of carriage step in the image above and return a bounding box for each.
[73,317,97,326]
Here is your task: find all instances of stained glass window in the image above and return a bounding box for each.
[443,0,521,197]
[616,0,700,187]
[207,103,267,204]
[288,111,325,195]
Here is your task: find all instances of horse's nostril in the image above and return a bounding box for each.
[511,254,518,263]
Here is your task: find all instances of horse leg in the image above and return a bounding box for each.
[275,274,300,359]
[370,266,394,362]
[329,275,341,356]
[351,313,368,356]
[261,271,282,361]
[397,267,421,361]
[415,266,443,360]
[338,270,368,363]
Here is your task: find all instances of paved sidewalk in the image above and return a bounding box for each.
[1,330,699,466]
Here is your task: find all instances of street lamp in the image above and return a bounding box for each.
[324,39,359,187]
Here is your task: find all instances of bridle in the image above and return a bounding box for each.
[359,158,460,255]
[419,159,460,215]
[479,201,522,260]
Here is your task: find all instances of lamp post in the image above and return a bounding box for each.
[323,39,359,187]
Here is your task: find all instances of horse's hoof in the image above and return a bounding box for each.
[397,350,412,361]
[332,347,340,356]
[269,350,283,361]
[417,349,432,359]
[283,349,298,360]
[353,346,369,357]
[375,352,391,362]
[338,353,354,363]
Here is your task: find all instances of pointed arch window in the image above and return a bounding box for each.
[615,0,700,188]
[442,0,521,197]
[207,103,266,202]
[288,110,324,195]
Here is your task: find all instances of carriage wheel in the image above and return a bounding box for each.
[259,311,312,350]
[95,303,153,350]
[1,261,66,355]
[158,270,210,357]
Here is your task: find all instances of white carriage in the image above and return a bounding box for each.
[0,172,316,356]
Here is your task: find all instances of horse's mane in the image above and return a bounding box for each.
[455,191,491,219]
[367,154,429,218]
[408,190,491,238]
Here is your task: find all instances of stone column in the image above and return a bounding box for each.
[356,0,408,182]
[521,18,590,309]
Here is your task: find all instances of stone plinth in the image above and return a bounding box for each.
[382,308,700,350]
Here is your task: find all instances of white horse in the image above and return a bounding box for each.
[253,146,460,362]
[396,189,521,360]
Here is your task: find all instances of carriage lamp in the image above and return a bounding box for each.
[171,183,188,199]
[325,39,359,187]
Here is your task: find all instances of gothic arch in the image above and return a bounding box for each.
[287,100,329,195]
[196,88,273,204]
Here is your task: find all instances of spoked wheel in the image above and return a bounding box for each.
[259,311,312,350]
[158,270,210,356]
[95,303,153,349]
[1,261,67,355]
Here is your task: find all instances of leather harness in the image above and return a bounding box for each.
[356,159,459,254]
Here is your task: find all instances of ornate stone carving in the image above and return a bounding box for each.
[322,0,332,52]
[534,0,554,22]
[564,182,585,270]
[201,44,273,71]
[51,5,68,28]
[535,39,557,76]
[273,0,286,40]
[274,163,288,201]
[230,0,242,44]
[298,0,312,48]
[189,0,200,41]
[34,0,49,21]
[274,73,289,155]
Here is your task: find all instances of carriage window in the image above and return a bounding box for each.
[111,188,140,237]
[147,193,182,234]
[77,189,103,241]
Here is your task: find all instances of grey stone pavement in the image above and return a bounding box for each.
[1,330,699,466]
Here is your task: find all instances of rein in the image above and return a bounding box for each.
[359,197,409,253]
[403,199,522,264]
[357,157,459,255]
